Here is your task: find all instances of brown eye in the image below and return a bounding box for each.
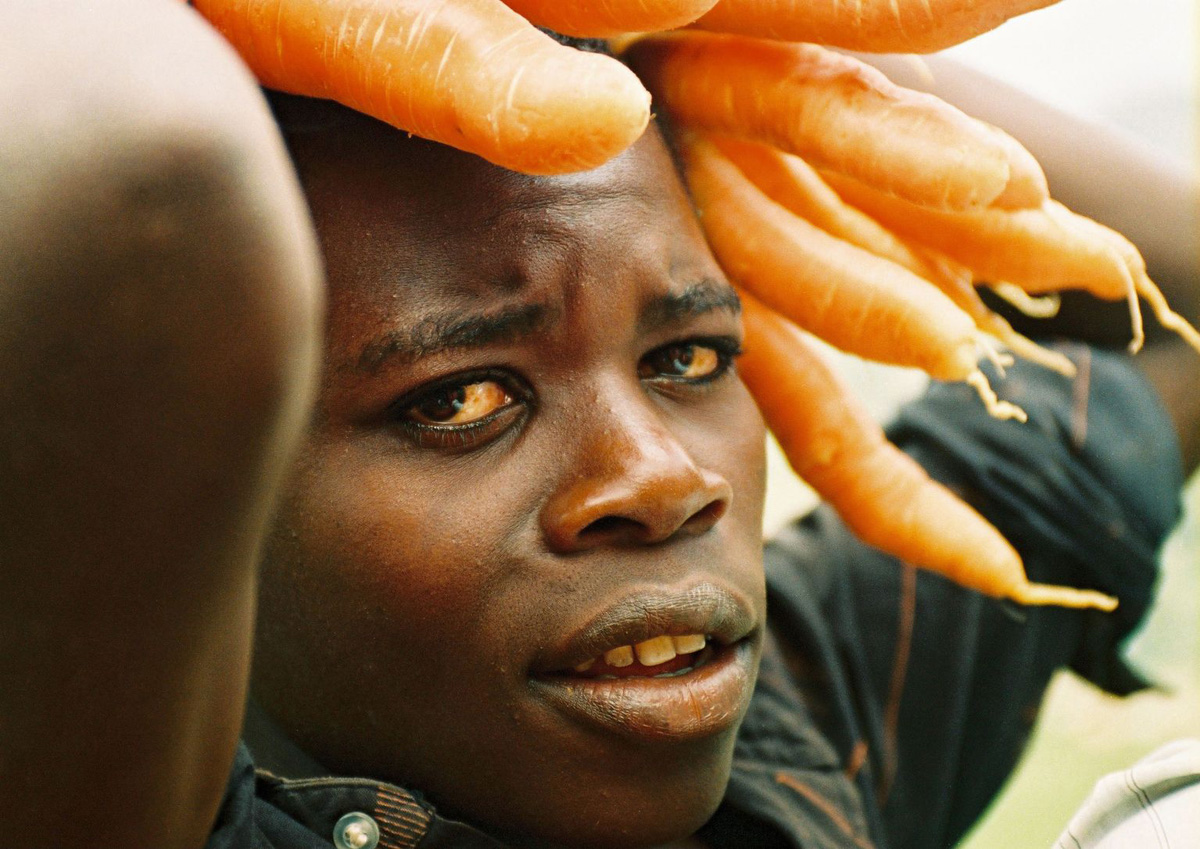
[640,343,722,380]
[407,381,514,425]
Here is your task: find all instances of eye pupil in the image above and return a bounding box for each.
[668,346,693,374]
[419,386,467,421]
[641,342,725,381]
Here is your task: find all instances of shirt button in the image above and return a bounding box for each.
[333,811,381,849]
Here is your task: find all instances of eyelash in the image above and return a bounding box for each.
[390,368,530,451]
[390,336,742,451]
[644,336,742,387]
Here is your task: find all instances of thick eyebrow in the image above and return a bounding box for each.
[356,302,552,373]
[637,280,742,334]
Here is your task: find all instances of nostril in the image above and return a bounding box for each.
[576,498,728,547]
[578,515,643,544]
[682,499,727,533]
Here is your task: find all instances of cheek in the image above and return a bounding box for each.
[730,380,769,508]
[689,379,768,534]
[252,438,544,712]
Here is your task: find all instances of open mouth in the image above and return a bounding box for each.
[534,637,756,742]
[530,583,760,742]
[557,634,714,680]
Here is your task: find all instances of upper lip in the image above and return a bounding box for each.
[531,581,759,674]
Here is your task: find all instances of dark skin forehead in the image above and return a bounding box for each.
[277,102,737,398]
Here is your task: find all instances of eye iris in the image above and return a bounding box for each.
[411,381,511,425]
[417,386,467,422]
[654,344,718,378]
[668,346,694,374]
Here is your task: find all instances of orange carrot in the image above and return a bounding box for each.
[681,134,980,380]
[710,137,1068,373]
[738,293,1116,610]
[712,136,936,274]
[824,173,1138,301]
[192,0,650,175]
[693,0,1060,54]
[500,0,719,38]
[823,172,1179,351]
[922,255,1078,375]
[624,31,1046,210]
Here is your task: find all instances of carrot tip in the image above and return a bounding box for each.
[990,326,1077,378]
[966,369,1027,423]
[1009,582,1119,612]
[1125,276,1146,354]
[1136,273,1200,356]
[989,283,1061,319]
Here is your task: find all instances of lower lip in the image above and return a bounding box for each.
[531,640,757,742]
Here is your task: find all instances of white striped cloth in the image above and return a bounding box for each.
[1054,739,1200,848]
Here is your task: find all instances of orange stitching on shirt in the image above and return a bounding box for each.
[774,772,876,849]
[845,739,869,781]
[373,787,431,849]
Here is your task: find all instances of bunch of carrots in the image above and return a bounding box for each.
[188,0,1200,611]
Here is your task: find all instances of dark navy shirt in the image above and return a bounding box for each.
[207,347,1184,849]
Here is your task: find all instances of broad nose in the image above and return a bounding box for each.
[540,397,733,553]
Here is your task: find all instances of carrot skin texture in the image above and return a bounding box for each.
[693,0,1060,54]
[710,136,1073,374]
[738,295,1022,597]
[738,296,1115,610]
[500,0,720,38]
[625,32,1044,211]
[192,0,651,175]
[825,173,1136,301]
[713,136,937,275]
[682,135,979,380]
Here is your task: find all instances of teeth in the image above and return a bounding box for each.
[672,634,706,654]
[604,645,635,668]
[634,635,677,667]
[585,633,709,673]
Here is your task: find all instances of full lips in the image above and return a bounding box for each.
[531,639,758,742]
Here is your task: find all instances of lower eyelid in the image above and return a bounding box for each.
[401,400,525,450]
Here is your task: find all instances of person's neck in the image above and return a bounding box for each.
[242,700,711,849]
[241,697,329,779]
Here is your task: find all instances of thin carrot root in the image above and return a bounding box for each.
[1009,583,1118,611]
[1124,272,1146,354]
[978,315,1077,377]
[989,282,1061,318]
[1137,274,1200,355]
[977,335,1014,376]
[1059,207,1200,354]
[967,369,1028,423]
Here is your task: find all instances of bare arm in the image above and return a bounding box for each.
[0,3,321,846]
[859,53,1200,471]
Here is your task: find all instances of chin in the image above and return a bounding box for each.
[462,734,736,849]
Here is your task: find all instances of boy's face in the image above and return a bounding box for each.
[251,109,768,848]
